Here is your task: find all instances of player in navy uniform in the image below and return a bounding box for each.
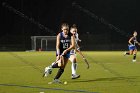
[124,31,140,62]
[43,23,75,84]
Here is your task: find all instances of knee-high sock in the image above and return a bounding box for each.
[126,52,130,55]
[71,62,77,75]
[133,54,136,60]
[54,68,64,79]
[51,62,59,68]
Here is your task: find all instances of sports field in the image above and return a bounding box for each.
[0,51,139,93]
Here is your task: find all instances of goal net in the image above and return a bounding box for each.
[31,36,56,51]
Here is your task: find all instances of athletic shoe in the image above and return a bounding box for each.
[123,51,126,56]
[132,60,136,62]
[71,74,80,79]
[48,79,62,84]
[43,66,52,77]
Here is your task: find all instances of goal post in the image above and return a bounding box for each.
[31,36,56,51]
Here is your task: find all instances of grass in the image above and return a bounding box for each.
[0,51,140,93]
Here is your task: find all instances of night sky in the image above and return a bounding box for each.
[0,0,138,50]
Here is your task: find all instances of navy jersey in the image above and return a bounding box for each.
[130,36,137,46]
[128,36,137,50]
[59,32,71,54]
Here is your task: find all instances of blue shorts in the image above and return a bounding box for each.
[128,45,136,50]
[63,52,70,58]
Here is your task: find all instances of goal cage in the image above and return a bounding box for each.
[31,36,56,51]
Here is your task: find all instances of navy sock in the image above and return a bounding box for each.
[126,52,130,55]
[133,54,136,60]
[54,68,64,79]
[52,63,59,68]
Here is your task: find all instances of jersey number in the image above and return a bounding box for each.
[63,43,69,49]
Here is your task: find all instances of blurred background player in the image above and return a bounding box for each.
[43,23,75,84]
[124,31,140,62]
[69,24,89,79]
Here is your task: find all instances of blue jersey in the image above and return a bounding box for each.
[57,32,71,58]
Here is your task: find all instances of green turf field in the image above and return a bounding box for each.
[0,51,140,93]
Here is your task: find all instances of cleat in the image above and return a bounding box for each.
[48,79,62,84]
[123,51,126,56]
[43,66,52,77]
[71,74,80,79]
[132,60,136,62]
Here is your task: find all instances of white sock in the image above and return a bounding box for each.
[71,62,77,75]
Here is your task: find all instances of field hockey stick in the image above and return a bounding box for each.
[82,57,89,69]
[53,55,61,64]
[77,49,90,69]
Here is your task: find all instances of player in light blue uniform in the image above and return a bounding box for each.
[124,31,140,62]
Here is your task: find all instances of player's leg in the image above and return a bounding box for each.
[69,55,80,79]
[69,55,77,75]
[124,51,130,55]
[129,50,133,55]
[132,49,137,62]
[124,49,134,56]
[43,56,61,77]
[124,45,133,56]
[124,45,135,56]
[49,56,68,84]
[54,56,68,80]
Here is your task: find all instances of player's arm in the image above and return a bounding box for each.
[128,37,134,45]
[68,35,75,50]
[76,33,81,42]
[138,42,140,46]
[56,33,60,60]
[62,35,75,55]
[136,40,140,46]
